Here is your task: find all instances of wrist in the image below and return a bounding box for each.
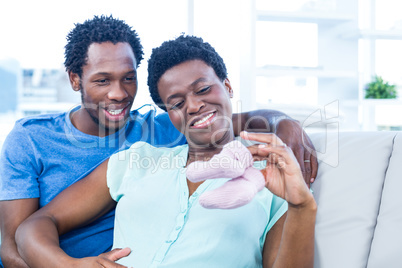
[57,254,79,268]
[288,194,317,213]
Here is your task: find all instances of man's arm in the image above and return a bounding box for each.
[232,109,289,135]
[232,110,318,187]
[15,160,123,268]
[0,122,42,268]
[0,199,38,268]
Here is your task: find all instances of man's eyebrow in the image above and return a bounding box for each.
[94,72,110,76]
[93,70,136,76]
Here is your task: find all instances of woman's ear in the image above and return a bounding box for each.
[224,78,233,98]
[68,71,80,92]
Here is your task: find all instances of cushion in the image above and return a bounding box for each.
[310,131,396,268]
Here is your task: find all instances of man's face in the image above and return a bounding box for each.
[70,42,137,136]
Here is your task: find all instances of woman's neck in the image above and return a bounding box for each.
[186,131,235,165]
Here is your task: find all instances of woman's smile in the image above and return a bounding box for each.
[190,111,216,128]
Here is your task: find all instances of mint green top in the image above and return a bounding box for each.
[107,141,288,267]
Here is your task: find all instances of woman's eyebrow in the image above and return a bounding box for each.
[166,93,182,103]
[166,78,209,102]
[190,77,207,87]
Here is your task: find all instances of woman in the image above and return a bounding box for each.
[16,35,316,267]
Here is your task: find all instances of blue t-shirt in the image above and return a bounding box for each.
[0,106,186,266]
[107,142,288,267]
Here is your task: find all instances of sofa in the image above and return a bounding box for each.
[309,131,402,268]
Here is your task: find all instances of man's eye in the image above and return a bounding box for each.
[96,79,108,84]
[125,76,136,82]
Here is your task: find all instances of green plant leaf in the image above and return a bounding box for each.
[364,75,397,99]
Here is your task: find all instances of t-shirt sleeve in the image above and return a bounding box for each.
[107,142,155,202]
[260,194,288,248]
[266,194,288,232]
[107,149,131,202]
[0,122,40,200]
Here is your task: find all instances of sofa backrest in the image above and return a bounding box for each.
[309,131,402,268]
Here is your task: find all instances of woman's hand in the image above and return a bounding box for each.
[241,131,313,207]
[72,248,131,268]
[274,118,318,187]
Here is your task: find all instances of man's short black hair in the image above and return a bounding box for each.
[147,35,227,111]
[64,15,143,77]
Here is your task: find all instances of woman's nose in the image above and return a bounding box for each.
[186,95,205,114]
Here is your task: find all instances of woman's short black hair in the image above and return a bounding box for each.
[147,35,227,111]
[64,15,143,77]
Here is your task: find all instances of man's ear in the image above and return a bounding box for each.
[224,78,233,98]
[68,71,80,92]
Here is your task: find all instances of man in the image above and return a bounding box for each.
[0,15,317,267]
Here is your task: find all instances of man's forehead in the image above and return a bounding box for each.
[83,42,137,72]
[87,42,135,61]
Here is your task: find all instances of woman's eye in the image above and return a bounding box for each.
[197,86,210,94]
[170,101,184,110]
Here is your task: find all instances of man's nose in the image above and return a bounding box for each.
[107,82,128,101]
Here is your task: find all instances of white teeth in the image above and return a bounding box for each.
[108,108,124,115]
[193,113,214,126]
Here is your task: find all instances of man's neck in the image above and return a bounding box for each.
[69,107,122,137]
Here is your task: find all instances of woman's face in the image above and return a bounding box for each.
[157,60,234,147]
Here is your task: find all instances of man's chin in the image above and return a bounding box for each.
[100,120,127,134]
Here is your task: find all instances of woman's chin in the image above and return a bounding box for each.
[187,132,233,149]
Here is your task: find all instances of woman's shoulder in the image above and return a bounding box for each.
[109,142,188,171]
[124,141,188,157]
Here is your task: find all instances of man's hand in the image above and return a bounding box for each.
[274,119,318,187]
[100,248,131,263]
[0,199,38,268]
[72,248,131,268]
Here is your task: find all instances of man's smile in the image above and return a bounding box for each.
[103,103,131,121]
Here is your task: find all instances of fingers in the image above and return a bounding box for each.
[290,142,305,179]
[97,258,129,268]
[303,148,312,186]
[257,144,295,168]
[242,130,302,174]
[242,131,287,162]
[100,248,131,262]
[247,144,271,162]
[246,138,292,166]
[267,152,286,169]
[243,130,317,187]
[310,154,318,183]
[240,131,285,147]
[302,132,318,184]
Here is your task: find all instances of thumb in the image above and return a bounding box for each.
[102,247,131,261]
